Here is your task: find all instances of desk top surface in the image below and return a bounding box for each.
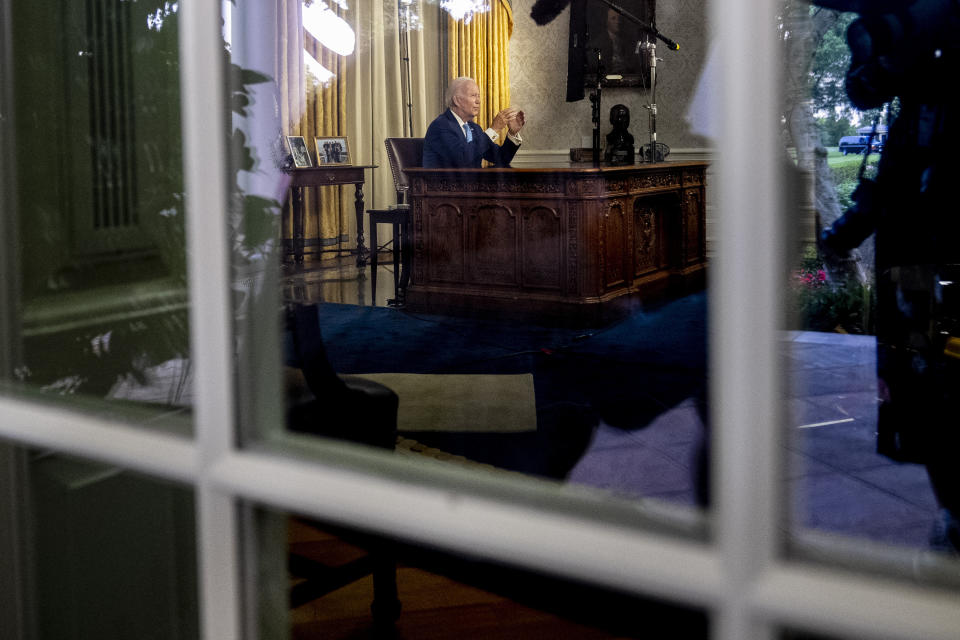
[404,161,708,175]
[287,164,377,173]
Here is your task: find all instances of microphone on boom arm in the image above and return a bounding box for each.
[657,33,680,51]
[531,0,680,50]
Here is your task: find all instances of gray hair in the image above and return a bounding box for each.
[445,76,475,108]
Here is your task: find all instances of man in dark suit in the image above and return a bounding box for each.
[423,76,526,168]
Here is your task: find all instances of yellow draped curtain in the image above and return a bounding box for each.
[344,0,440,231]
[277,0,349,260]
[446,0,514,136]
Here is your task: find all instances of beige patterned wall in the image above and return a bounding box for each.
[509,0,711,153]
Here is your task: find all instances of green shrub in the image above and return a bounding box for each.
[829,158,878,211]
[787,248,875,334]
[830,161,863,185]
[834,179,858,210]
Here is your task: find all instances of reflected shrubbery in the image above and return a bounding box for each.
[13,2,276,407]
[788,246,874,334]
[828,155,876,210]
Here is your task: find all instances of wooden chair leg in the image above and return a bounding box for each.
[370,220,379,301]
[392,222,401,300]
[370,549,401,628]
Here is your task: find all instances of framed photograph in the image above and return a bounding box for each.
[287,135,312,168]
[567,0,654,90]
[315,137,351,165]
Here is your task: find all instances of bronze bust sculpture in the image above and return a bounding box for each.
[604,104,635,165]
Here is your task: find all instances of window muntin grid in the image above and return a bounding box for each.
[1,1,959,640]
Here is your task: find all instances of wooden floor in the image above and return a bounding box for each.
[288,518,688,640]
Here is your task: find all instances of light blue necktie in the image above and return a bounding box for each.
[463,123,473,143]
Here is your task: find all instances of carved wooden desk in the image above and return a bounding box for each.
[403,162,707,321]
[285,165,376,265]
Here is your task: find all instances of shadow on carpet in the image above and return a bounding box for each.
[313,293,709,481]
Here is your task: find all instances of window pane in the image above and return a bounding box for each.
[229,0,714,531]
[1,0,191,430]
[249,505,709,639]
[780,630,841,640]
[0,443,198,640]
[781,4,960,581]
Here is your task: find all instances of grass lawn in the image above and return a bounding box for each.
[825,147,881,167]
[786,148,882,167]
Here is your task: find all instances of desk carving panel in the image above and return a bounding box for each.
[404,163,707,319]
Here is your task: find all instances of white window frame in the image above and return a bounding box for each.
[2,1,959,639]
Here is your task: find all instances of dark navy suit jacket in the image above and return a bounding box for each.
[422,109,520,168]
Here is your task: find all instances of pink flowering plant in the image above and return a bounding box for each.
[797,267,828,288]
[788,248,874,334]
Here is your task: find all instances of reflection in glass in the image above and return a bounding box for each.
[0,444,198,639]
[4,1,190,424]
[783,2,960,567]
[253,507,709,638]
[780,630,839,640]
[302,1,355,56]
[226,0,713,517]
[439,0,491,24]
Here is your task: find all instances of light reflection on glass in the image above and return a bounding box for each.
[302,1,355,56]
[399,0,423,31]
[147,1,179,32]
[305,50,336,86]
[439,0,490,24]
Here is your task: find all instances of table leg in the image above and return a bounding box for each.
[355,184,368,266]
[370,219,379,302]
[294,186,305,264]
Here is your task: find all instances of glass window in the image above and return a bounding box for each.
[251,505,709,639]
[3,1,960,639]
[2,0,191,430]
[227,0,713,537]
[781,3,960,583]
[781,630,840,640]
[0,443,198,640]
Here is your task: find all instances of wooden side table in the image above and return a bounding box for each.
[285,164,377,265]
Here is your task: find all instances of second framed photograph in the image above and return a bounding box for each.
[286,135,312,168]
[316,137,351,165]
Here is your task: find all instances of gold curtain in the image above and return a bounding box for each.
[277,0,349,260]
[446,0,513,136]
[344,0,441,241]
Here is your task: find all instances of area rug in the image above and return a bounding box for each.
[350,373,536,433]
[313,293,708,478]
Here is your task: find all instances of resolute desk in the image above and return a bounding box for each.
[403,162,707,322]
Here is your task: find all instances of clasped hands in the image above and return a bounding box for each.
[491,107,525,135]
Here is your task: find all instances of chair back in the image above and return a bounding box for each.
[384,137,424,205]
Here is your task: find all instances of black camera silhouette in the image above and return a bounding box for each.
[814,0,960,108]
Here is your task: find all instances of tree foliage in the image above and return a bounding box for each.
[816,115,856,146]
[780,3,870,284]
[809,11,855,118]
[808,10,887,131]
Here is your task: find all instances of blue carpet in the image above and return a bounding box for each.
[314,293,709,482]
[312,294,948,552]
